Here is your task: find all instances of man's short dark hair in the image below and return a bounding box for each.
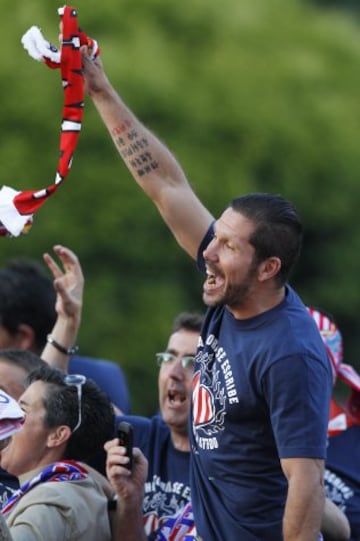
[0,260,56,352]
[172,312,204,334]
[26,365,115,462]
[230,193,303,286]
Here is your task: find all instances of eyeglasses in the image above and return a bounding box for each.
[156,352,196,371]
[64,374,86,433]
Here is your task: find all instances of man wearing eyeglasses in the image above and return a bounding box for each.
[118,312,203,538]
[0,364,115,541]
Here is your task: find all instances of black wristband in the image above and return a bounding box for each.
[47,334,79,356]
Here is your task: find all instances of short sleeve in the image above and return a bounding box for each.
[264,354,331,459]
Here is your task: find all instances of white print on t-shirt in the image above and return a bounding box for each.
[142,474,191,536]
[192,334,239,450]
[324,469,354,512]
[220,358,240,404]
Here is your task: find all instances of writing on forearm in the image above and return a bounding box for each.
[111,123,159,177]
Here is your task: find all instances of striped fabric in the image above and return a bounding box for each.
[0,5,99,237]
[307,306,360,434]
[1,460,88,515]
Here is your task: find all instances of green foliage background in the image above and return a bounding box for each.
[1,0,360,414]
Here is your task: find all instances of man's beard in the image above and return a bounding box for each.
[204,259,258,309]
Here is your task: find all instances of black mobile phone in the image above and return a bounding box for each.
[117,421,133,470]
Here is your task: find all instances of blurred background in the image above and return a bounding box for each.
[1,0,360,414]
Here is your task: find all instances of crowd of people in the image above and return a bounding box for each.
[0,28,358,541]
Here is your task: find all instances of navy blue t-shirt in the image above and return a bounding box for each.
[120,414,191,539]
[325,426,360,541]
[189,224,332,541]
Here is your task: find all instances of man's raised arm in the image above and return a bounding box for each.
[82,50,213,260]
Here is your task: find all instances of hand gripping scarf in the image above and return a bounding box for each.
[0,5,99,237]
[307,306,360,435]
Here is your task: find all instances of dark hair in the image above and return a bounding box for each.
[172,312,204,334]
[26,365,115,462]
[230,193,303,286]
[0,348,46,374]
[0,260,56,352]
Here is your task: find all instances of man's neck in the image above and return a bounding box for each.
[171,432,190,453]
[228,285,286,320]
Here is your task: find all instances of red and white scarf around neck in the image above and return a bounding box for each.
[0,5,99,237]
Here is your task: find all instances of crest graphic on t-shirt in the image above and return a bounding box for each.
[192,371,215,427]
[192,348,227,439]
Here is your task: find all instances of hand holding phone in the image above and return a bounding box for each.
[117,421,133,470]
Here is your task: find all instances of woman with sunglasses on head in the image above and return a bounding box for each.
[0,363,115,541]
[41,244,204,539]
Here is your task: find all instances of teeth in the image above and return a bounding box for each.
[205,267,216,281]
[168,390,186,403]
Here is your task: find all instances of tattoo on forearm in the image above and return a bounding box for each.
[111,122,159,177]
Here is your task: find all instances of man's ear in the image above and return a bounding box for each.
[15,323,37,351]
[257,257,282,283]
[47,425,72,449]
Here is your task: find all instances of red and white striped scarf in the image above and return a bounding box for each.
[0,5,99,237]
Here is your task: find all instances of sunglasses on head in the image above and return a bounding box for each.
[64,374,86,432]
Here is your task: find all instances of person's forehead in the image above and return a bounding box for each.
[215,208,255,239]
[167,329,199,353]
[19,380,46,406]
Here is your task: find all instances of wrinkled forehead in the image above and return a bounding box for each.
[215,208,256,241]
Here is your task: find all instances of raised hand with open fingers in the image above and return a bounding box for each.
[41,245,84,372]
